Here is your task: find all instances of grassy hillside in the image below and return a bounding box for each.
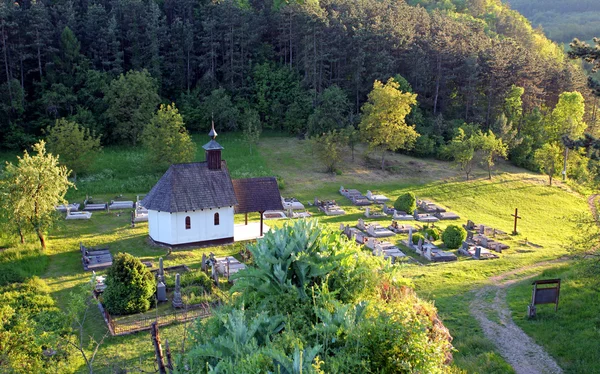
[0,133,592,372]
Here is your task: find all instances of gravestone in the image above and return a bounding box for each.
[461,241,469,251]
[157,281,167,302]
[480,237,488,247]
[365,207,370,217]
[417,238,423,253]
[474,246,481,260]
[408,227,413,245]
[201,253,207,272]
[479,225,485,235]
[413,210,419,219]
[157,257,164,283]
[467,231,474,240]
[466,220,475,230]
[172,273,183,308]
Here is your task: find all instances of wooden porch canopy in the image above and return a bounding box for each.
[232,177,284,236]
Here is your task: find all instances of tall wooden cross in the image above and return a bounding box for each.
[511,208,521,235]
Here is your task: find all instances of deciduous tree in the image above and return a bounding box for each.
[479,130,508,179]
[0,141,73,249]
[534,142,563,186]
[142,103,196,168]
[104,70,160,145]
[310,130,348,173]
[45,119,101,180]
[359,78,419,170]
[242,108,262,155]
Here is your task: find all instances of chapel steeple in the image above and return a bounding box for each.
[203,121,224,170]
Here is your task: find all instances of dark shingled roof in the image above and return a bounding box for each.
[142,162,237,212]
[232,177,283,214]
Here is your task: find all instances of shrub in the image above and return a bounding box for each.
[423,227,441,241]
[442,225,467,249]
[412,233,425,245]
[394,192,416,214]
[103,253,155,315]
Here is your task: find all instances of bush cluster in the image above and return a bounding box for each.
[102,253,155,315]
[442,225,467,249]
[394,192,417,214]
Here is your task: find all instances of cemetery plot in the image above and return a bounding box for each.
[388,221,419,234]
[339,186,372,206]
[66,211,92,220]
[415,199,460,220]
[288,210,312,218]
[383,204,415,220]
[367,238,406,261]
[83,196,108,211]
[364,206,387,218]
[262,210,288,220]
[366,190,390,203]
[80,242,112,271]
[458,242,499,260]
[417,199,446,213]
[109,200,134,210]
[281,197,305,210]
[402,228,457,263]
[132,201,148,222]
[357,219,395,238]
[413,211,440,222]
[314,198,345,215]
[55,203,80,212]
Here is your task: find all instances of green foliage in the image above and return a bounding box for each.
[479,130,508,179]
[142,103,196,168]
[534,142,563,186]
[0,277,80,373]
[103,253,155,315]
[546,91,587,142]
[569,37,600,71]
[394,192,417,214]
[424,227,442,241]
[242,108,262,155]
[412,232,425,245]
[444,127,481,180]
[45,118,102,178]
[359,78,419,170]
[104,70,160,146]
[200,88,240,132]
[0,141,74,249]
[307,85,351,136]
[442,225,467,249]
[309,130,348,173]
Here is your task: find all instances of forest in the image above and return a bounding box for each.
[507,0,600,44]
[0,0,599,182]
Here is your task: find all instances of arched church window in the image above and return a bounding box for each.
[185,216,191,230]
[214,212,220,226]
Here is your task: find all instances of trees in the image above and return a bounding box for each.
[0,141,73,249]
[394,192,417,214]
[534,142,563,186]
[142,104,196,168]
[359,78,419,170]
[45,119,101,179]
[569,37,600,71]
[442,225,467,249]
[307,85,351,136]
[310,130,348,173]
[479,130,508,179]
[104,70,160,145]
[445,127,480,181]
[242,108,262,155]
[102,253,155,315]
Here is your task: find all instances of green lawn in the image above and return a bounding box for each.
[505,261,600,374]
[0,132,592,373]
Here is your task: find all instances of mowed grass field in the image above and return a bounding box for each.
[0,132,593,373]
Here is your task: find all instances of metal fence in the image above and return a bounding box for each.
[102,304,212,336]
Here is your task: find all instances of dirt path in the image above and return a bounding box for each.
[587,194,599,226]
[470,260,566,374]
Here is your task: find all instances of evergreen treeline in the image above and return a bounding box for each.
[0,0,596,165]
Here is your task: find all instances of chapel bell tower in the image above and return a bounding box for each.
[203,121,223,170]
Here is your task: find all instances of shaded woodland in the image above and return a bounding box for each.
[0,0,597,171]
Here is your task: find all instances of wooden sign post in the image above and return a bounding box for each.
[528,279,561,318]
[511,208,521,235]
